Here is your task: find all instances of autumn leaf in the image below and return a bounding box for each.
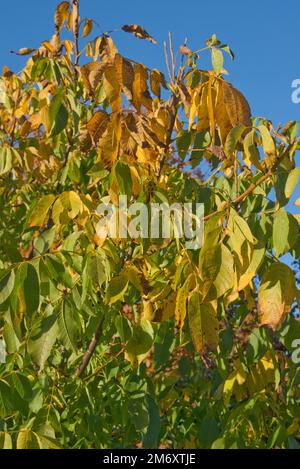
[258,262,296,330]
[188,292,219,352]
[122,24,157,44]
[54,1,70,32]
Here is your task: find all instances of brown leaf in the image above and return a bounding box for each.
[13,48,36,56]
[80,62,104,95]
[114,54,134,101]
[98,114,122,169]
[54,1,70,31]
[179,45,192,55]
[103,64,122,112]
[82,18,93,38]
[150,69,167,99]
[96,35,118,62]
[132,63,152,111]
[122,24,157,44]
[87,111,109,145]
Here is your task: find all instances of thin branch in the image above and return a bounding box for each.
[76,315,105,378]
[72,0,80,67]
[168,32,175,80]
[203,154,287,222]
[164,41,172,84]
[75,241,135,379]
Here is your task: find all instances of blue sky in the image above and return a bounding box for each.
[0,0,299,209]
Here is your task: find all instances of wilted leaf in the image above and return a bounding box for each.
[122,24,157,44]
[54,1,70,31]
[82,18,93,38]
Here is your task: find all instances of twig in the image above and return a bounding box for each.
[75,240,135,379]
[76,315,105,378]
[168,32,175,80]
[203,153,287,222]
[158,93,179,180]
[72,0,80,67]
[164,41,172,84]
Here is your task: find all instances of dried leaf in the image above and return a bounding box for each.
[54,1,70,31]
[82,18,93,38]
[122,24,157,44]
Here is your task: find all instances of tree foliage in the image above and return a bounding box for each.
[0,0,299,449]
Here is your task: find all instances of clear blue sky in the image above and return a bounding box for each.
[0,0,299,209]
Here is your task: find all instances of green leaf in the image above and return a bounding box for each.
[243,128,261,169]
[257,124,276,158]
[105,274,129,304]
[57,300,78,350]
[267,425,287,449]
[115,315,133,342]
[285,167,300,199]
[0,380,14,418]
[0,270,15,305]
[224,124,245,158]
[49,93,68,136]
[273,209,298,257]
[279,317,300,351]
[176,130,192,159]
[28,314,58,369]
[126,320,153,355]
[142,395,160,449]
[113,162,132,196]
[211,47,224,75]
[13,263,40,318]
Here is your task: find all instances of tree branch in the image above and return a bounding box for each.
[76,315,104,378]
[72,0,80,67]
[75,241,135,378]
[203,152,288,222]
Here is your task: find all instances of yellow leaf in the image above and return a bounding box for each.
[207,73,216,143]
[28,194,56,227]
[0,432,12,449]
[258,262,296,330]
[188,292,219,352]
[82,18,93,38]
[80,62,104,95]
[132,63,152,111]
[215,79,251,144]
[86,110,109,145]
[54,1,70,31]
[175,273,195,328]
[103,64,122,112]
[52,191,83,226]
[150,69,167,99]
[17,429,42,449]
[114,54,134,101]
